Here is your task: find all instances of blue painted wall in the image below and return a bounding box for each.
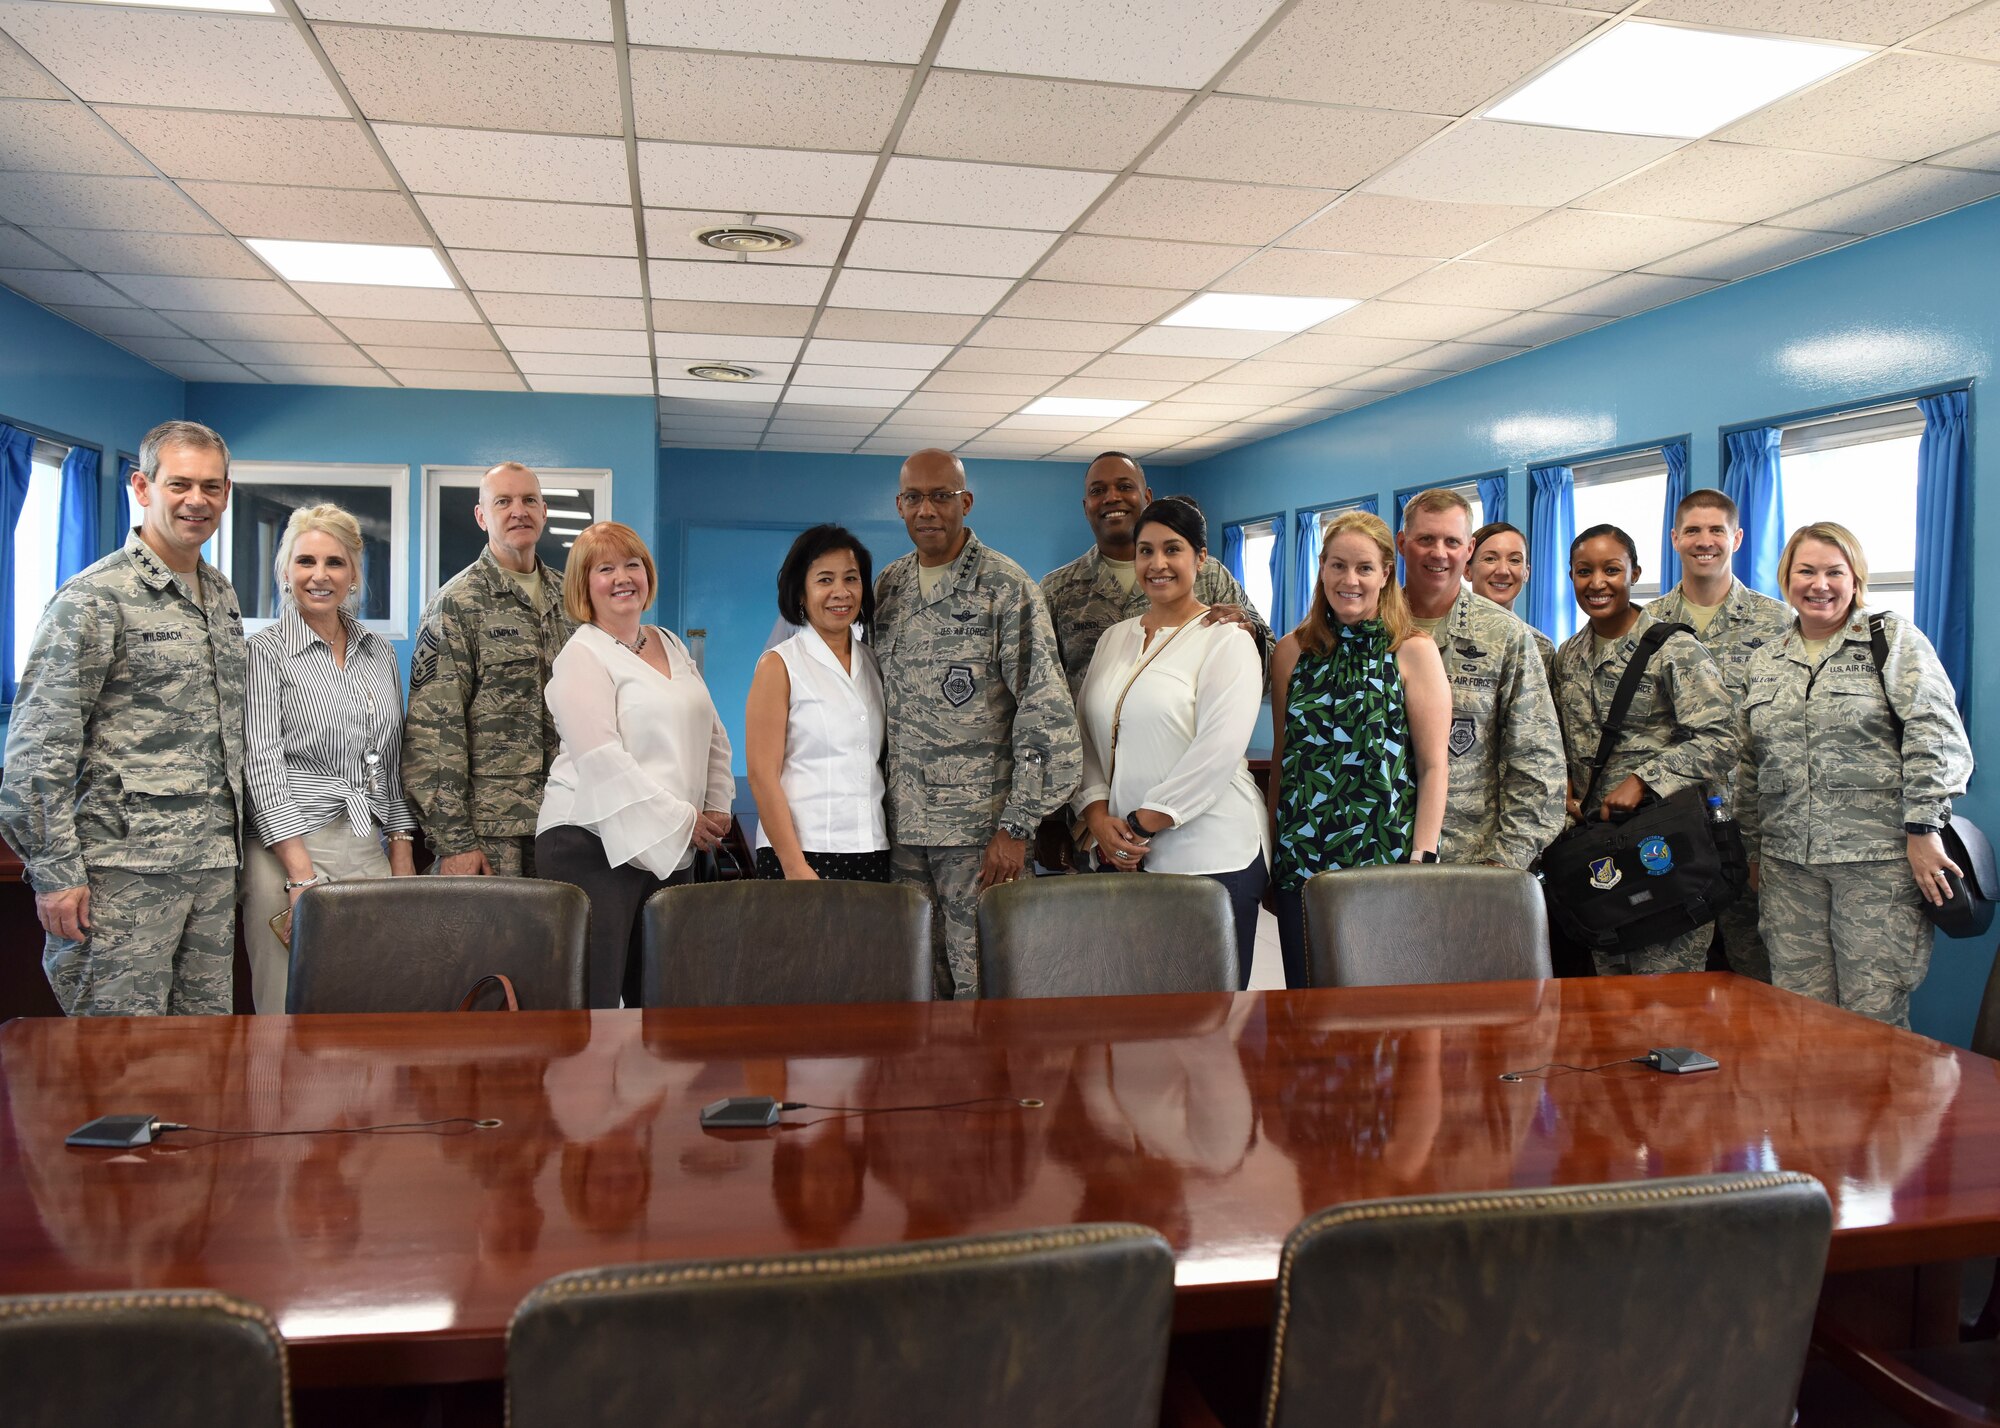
[1181,195,1999,1047]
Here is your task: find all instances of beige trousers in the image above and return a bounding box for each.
[243,822,394,1014]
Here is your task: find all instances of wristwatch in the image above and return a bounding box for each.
[998,818,1033,842]
[1411,850,1439,864]
[1904,822,1941,836]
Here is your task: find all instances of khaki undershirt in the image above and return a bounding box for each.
[1800,636,1831,663]
[1102,556,1137,595]
[503,564,543,609]
[1682,596,1724,636]
[1411,613,1447,640]
[917,561,948,601]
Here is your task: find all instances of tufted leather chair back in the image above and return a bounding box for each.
[287,876,588,1013]
[978,874,1237,999]
[1303,864,1550,987]
[1263,1172,1831,1428]
[639,880,932,1007]
[0,1289,289,1428]
[508,1224,1174,1428]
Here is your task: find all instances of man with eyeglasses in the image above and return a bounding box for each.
[874,449,1080,999]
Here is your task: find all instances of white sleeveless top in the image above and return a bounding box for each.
[755,629,889,854]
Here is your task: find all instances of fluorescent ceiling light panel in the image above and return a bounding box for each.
[1160,293,1358,333]
[1022,397,1151,420]
[541,487,581,497]
[547,508,592,520]
[1483,21,1867,140]
[247,239,454,289]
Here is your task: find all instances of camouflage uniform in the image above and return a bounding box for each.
[1428,587,1567,869]
[876,530,1081,998]
[1738,609,1972,1028]
[1647,578,1792,981]
[1551,611,1737,976]
[0,532,246,1015]
[402,547,575,875]
[1040,547,1272,698]
[1526,622,1555,688]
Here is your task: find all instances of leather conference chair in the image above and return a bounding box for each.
[287,876,588,1013]
[1248,1172,1831,1428]
[639,880,931,1007]
[1301,863,1551,987]
[977,874,1237,998]
[0,1288,288,1428]
[508,1223,1175,1428]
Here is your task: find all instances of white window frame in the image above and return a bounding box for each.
[1232,513,1283,627]
[1313,497,1378,541]
[1777,402,1922,607]
[422,465,612,605]
[221,461,410,639]
[1570,449,1669,600]
[9,435,69,688]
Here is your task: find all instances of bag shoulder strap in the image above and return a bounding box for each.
[1105,616,1199,789]
[1866,612,1906,743]
[1578,622,1689,813]
[457,972,519,1012]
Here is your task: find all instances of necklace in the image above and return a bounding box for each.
[608,626,648,656]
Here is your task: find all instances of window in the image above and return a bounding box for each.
[9,437,65,685]
[1571,449,1668,599]
[1240,518,1279,626]
[422,466,612,604]
[1395,480,1483,533]
[219,463,408,638]
[1777,403,1921,621]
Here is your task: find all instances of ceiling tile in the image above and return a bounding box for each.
[56,304,194,338]
[0,99,147,175]
[0,4,345,115]
[470,292,644,328]
[794,363,926,389]
[1641,224,1852,280]
[360,345,516,371]
[95,108,392,190]
[253,364,394,385]
[418,196,635,256]
[815,308,978,343]
[216,338,370,365]
[1146,399,1266,420]
[499,324,648,355]
[162,360,259,382]
[649,260,831,305]
[1205,358,1367,385]
[390,369,530,390]
[829,267,1013,313]
[526,373,655,394]
[1227,0,1599,115]
[970,316,1140,350]
[28,229,267,279]
[1542,270,1720,316]
[112,274,307,313]
[1383,258,1612,308]
[935,0,1282,87]
[898,69,1187,170]
[922,370,1054,396]
[1463,309,1610,346]
[685,416,779,432]
[1279,193,1543,257]
[1082,175,1335,245]
[943,346,1091,375]
[624,0,941,62]
[1116,326,1284,358]
[646,209,851,265]
[1076,352,1234,380]
[868,156,1118,231]
[376,124,632,204]
[785,384,915,407]
[1468,209,1734,269]
[1910,4,2000,62]
[803,338,955,367]
[638,142,877,215]
[658,377,782,402]
[0,267,128,305]
[0,173,214,233]
[1583,142,1900,225]
[660,394,778,417]
[1037,234,1256,288]
[1256,331,1432,364]
[630,50,907,150]
[1932,132,2000,173]
[295,282,481,320]
[1216,248,1436,298]
[453,250,642,297]
[1333,367,1436,393]
[900,390,1021,411]
[844,219,1056,278]
[1367,120,1682,207]
[1147,96,1446,188]
[1399,340,1521,372]
[0,30,61,99]
[316,28,620,134]
[1771,163,2000,234]
[1718,53,2000,162]
[181,183,429,243]
[0,225,64,267]
[1096,416,1222,436]
[113,335,223,364]
[1315,298,1515,339]
[1049,375,1192,401]
[334,317,494,348]
[1637,0,1974,45]
[513,351,651,377]
[650,298,811,334]
[166,310,343,341]
[994,281,1187,324]
[302,0,610,40]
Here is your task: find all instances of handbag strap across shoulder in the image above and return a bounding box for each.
[1866,613,1905,743]
[1105,614,1201,790]
[1577,621,1689,814]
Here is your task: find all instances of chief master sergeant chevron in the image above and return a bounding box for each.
[0,420,247,1015]
[875,449,1081,999]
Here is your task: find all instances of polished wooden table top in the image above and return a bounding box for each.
[3,973,1996,1384]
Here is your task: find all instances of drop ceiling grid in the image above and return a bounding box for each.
[0,0,1994,454]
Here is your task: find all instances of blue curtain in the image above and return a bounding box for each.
[1722,427,1785,595]
[1,423,35,704]
[56,445,100,586]
[1476,474,1508,527]
[1528,463,1576,643]
[116,455,135,541]
[1220,522,1246,585]
[1289,509,1321,631]
[1915,390,1970,713]
[1657,440,1690,592]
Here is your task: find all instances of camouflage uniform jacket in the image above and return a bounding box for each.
[1040,547,1272,698]
[1432,587,1567,868]
[1526,621,1556,688]
[1737,608,1971,865]
[1645,578,1791,698]
[875,530,1082,848]
[1551,610,1738,820]
[402,547,575,853]
[0,531,246,890]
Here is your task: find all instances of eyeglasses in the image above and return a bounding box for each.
[897,489,967,512]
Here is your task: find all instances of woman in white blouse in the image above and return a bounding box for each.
[1074,498,1269,987]
[745,524,890,882]
[536,521,735,1008]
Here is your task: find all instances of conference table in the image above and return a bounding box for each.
[2,972,1997,1388]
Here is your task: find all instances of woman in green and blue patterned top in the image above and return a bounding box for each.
[1268,510,1450,987]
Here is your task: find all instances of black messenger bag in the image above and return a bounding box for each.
[1538,623,1740,954]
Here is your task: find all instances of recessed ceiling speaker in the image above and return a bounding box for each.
[688,364,756,382]
[693,225,799,254]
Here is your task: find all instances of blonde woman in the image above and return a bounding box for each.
[243,503,418,1012]
[1268,510,1450,987]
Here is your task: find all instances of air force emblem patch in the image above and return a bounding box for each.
[940,663,975,707]
[1589,856,1622,891]
[1447,714,1475,757]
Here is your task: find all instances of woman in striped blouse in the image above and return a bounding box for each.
[243,503,418,1012]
